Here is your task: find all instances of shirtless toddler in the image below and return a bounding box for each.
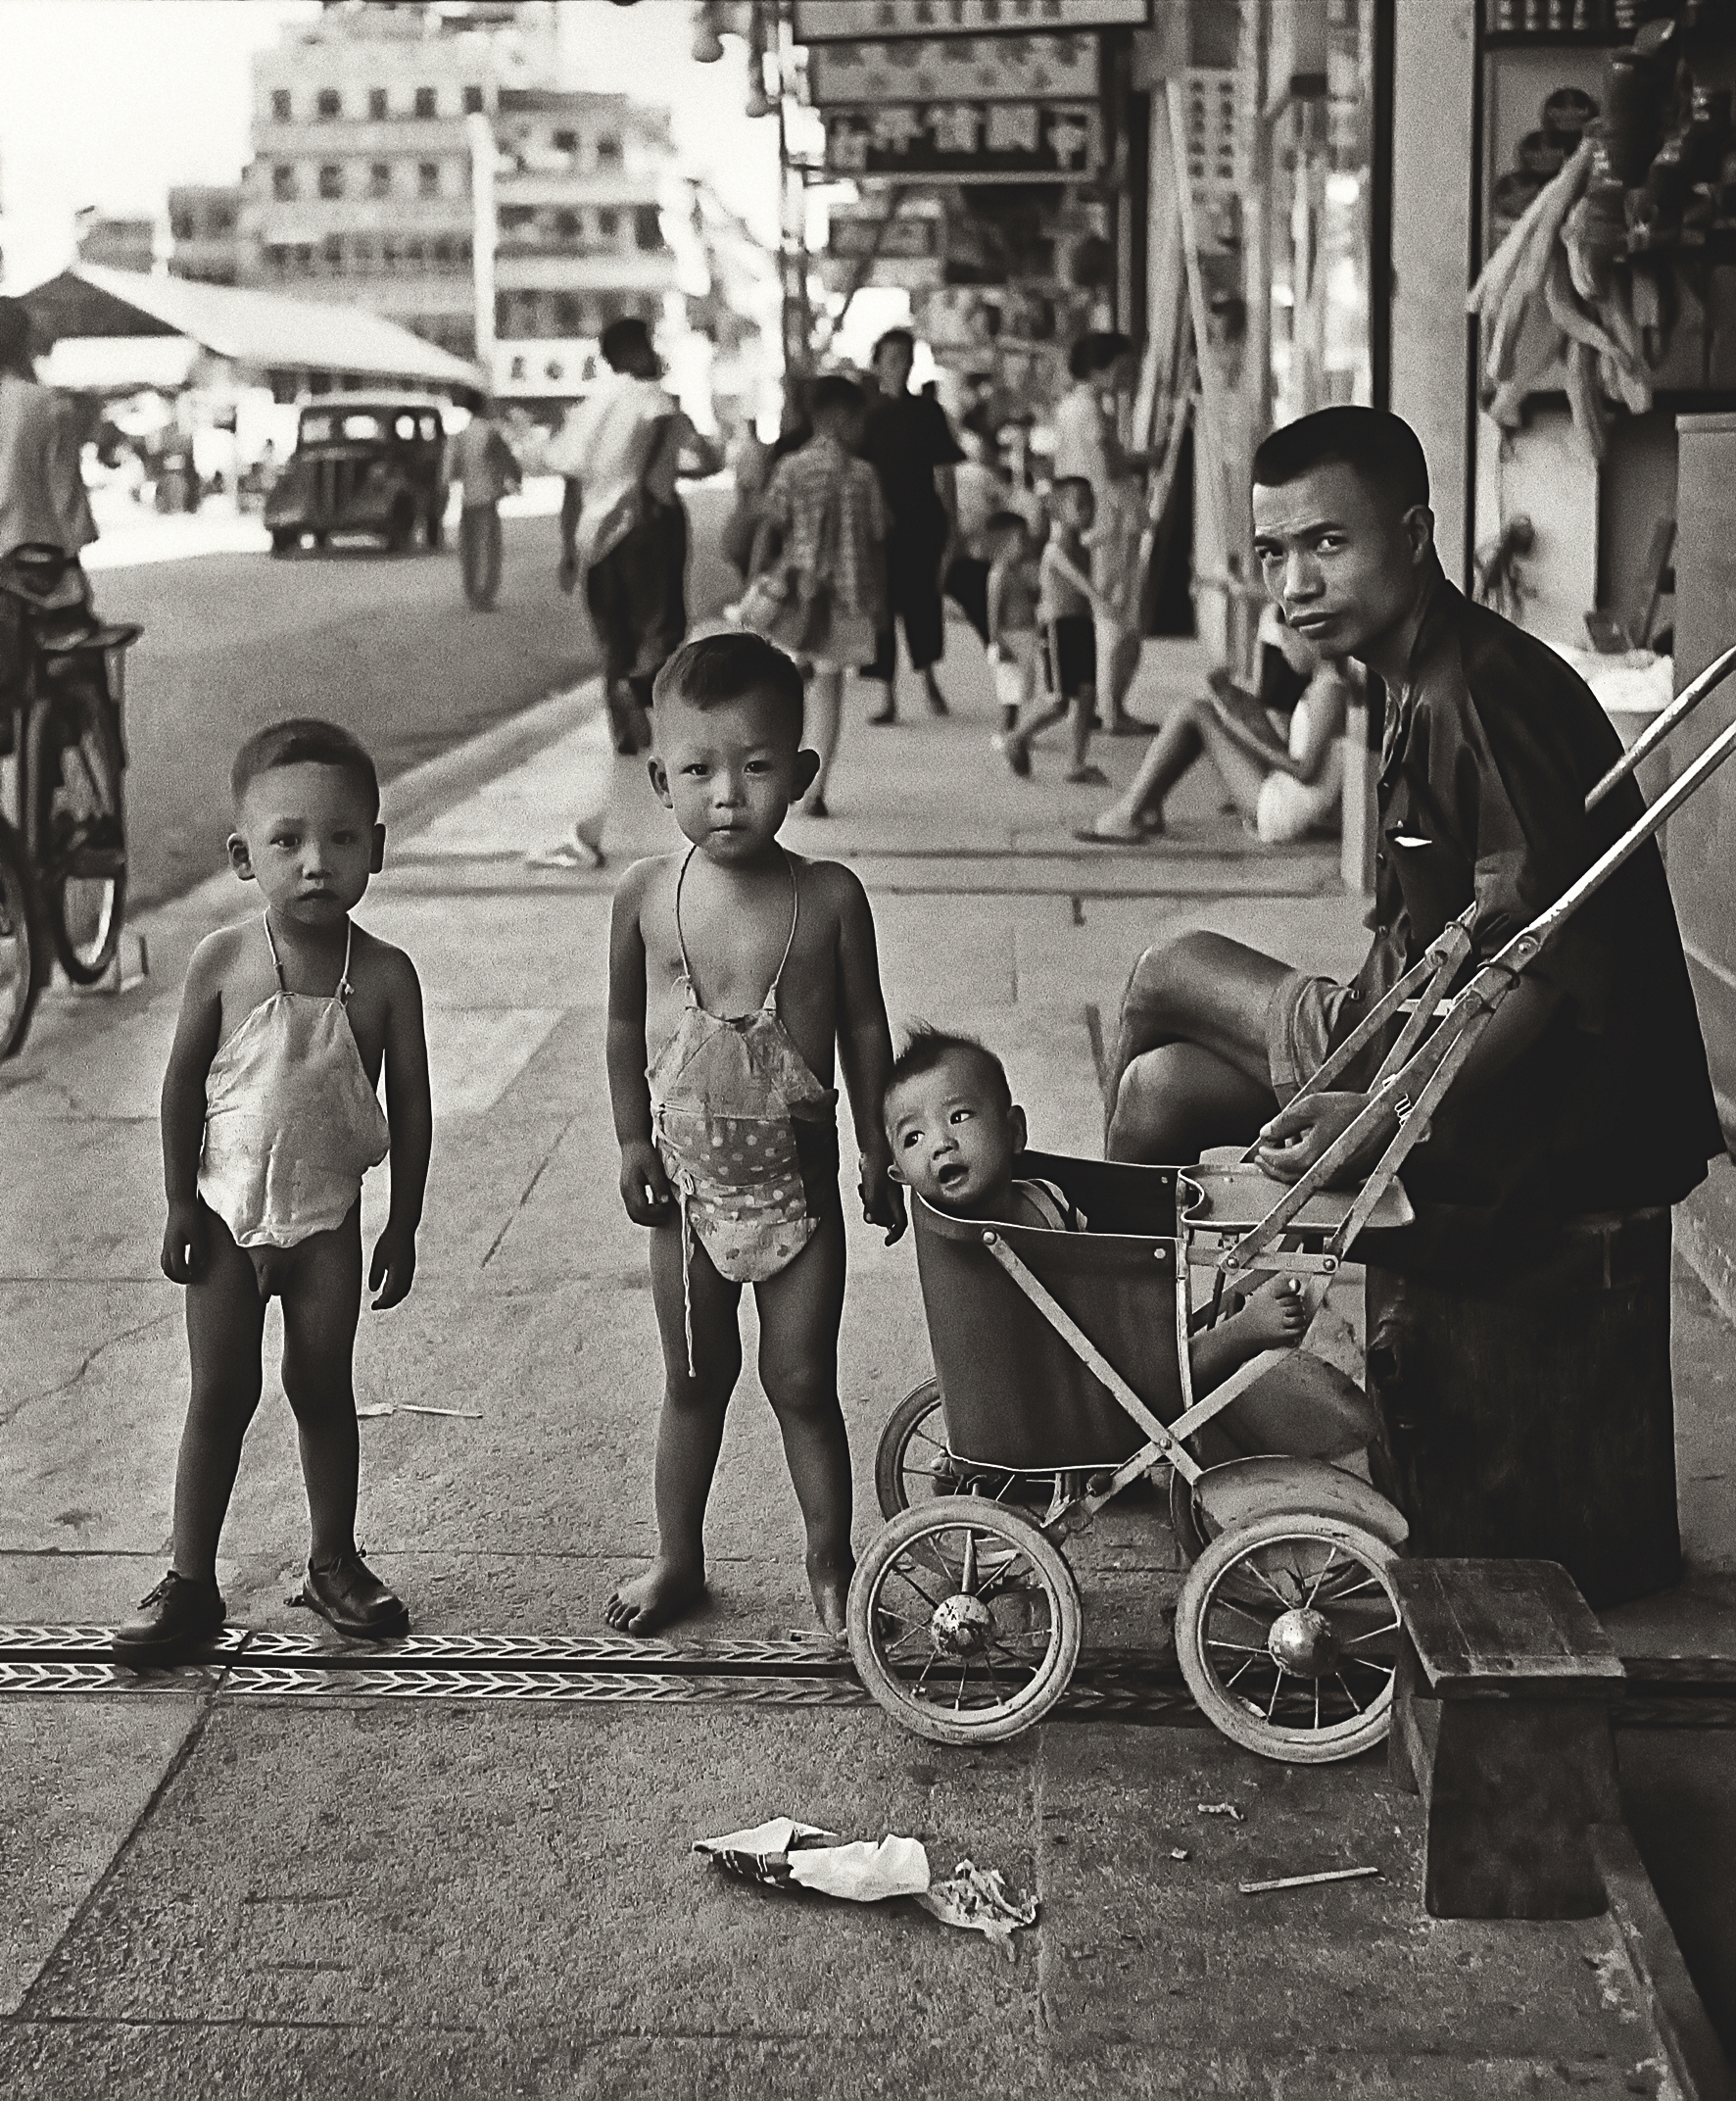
[113,720,432,1665]
[606,632,906,1636]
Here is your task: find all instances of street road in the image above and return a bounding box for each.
[101,487,735,908]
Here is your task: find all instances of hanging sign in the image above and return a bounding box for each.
[794,0,1147,39]
[819,201,946,290]
[823,101,1100,181]
[807,33,1097,104]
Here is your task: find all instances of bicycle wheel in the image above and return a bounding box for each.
[846,1497,1083,1746]
[0,817,42,1057]
[28,699,127,984]
[1174,1512,1401,1764]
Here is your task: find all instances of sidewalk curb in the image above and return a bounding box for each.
[139,676,603,931]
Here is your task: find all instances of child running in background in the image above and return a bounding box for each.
[114,721,432,1665]
[749,372,888,819]
[984,510,1041,740]
[881,1026,1308,1392]
[996,476,1117,786]
[605,632,906,1637]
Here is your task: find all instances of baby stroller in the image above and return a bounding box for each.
[846,641,1736,1763]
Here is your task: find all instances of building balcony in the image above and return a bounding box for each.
[494,253,677,293]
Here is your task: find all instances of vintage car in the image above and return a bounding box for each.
[265,396,448,555]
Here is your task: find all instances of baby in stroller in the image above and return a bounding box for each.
[882,1025,1311,1401]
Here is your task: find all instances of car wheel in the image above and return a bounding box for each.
[269,529,295,557]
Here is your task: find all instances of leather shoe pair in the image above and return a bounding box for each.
[111,1571,225,1668]
[302,1549,410,1639]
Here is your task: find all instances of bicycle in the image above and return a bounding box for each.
[0,543,142,1058]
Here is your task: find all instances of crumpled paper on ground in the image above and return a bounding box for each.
[695,1821,1037,1951]
[917,1859,1040,1961]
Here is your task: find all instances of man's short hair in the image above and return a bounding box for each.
[807,372,864,419]
[600,317,652,372]
[0,297,32,365]
[985,509,1031,544]
[1052,474,1094,509]
[652,631,805,743]
[885,1023,1012,1116]
[1252,406,1430,518]
[1068,329,1134,381]
[872,326,915,366]
[231,718,380,818]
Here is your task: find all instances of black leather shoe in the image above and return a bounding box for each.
[302,1550,410,1639]
[111,1571,225,1667]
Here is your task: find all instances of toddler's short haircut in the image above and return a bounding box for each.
[885,1023,1012,1116]
[808,372,865,419]
[231,718,379,818]
[653,631,805,744]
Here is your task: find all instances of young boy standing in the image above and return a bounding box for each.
[998,476,1115,784]
[113,720,432,1665]
[605,632,905,1636]
[983,510,1041,738]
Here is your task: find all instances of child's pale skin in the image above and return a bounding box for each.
[158,762,432,1586]
[605,681,906,1637]
[885,1056,1308,1392]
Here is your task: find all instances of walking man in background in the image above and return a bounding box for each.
[861,327,962,725]
[551,317,719,755]
[444,391,519,611]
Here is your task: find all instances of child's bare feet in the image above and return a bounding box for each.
[808,1554,852,1637]
[1231,1274,1311,1350]
[603,1558,707,1637]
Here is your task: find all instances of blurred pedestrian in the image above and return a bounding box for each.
[747,374,886,818]
[444,389,520,611]
[940,420,1002,646]
[860,328,963,724]
[550,317,718,756]
[995,477,1116,784]
[984,510,1040,737]
[1053,330,1151,734]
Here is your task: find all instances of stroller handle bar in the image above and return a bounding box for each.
[1227,691,1736,1270]
[1585,641,1736,813]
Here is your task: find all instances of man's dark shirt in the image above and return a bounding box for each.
[862,388,963,546]
[1340,558,1721,1221]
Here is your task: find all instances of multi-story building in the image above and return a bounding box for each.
[74,215,156,274]
[168,186,243,286]
[488,88,680,405]
[237,0,560,362]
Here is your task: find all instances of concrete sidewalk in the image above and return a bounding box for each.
[3,620,1733,2095]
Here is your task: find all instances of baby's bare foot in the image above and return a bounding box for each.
[603,1560,706,1637]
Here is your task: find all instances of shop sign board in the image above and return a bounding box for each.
[819,199,945,289]
[823,100,1100,181]
[794,0,1146,39]
[807,33,1097,104]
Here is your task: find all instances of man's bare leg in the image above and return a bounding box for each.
[1105,931,1291,1160]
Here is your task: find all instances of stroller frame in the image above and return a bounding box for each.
[848,642,1736,1760]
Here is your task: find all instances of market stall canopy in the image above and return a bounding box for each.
[19,266,484,392]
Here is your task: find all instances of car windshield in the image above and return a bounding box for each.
[300,409,431,446]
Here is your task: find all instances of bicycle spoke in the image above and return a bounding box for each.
[1342,1619,1401,1647]
[1302,1548,1344,1610]
[1334,1670,1365,1715]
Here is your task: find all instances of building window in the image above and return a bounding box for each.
[316,88,342,119]
[170,213,193,241]
[596,208,617,241]
[635,205,661,251]
[418,161,440,198]
[272,164,297,201]
[553,127,577,153]
[495,293,511,335]
[458,234,472,262]
[596,133,622,165]
[432,237,452,267]
[318,163,343,200]
[270,88,292,122]
[369,87,388,120]
[368,161,391,199]
[404,239,424,267]
[352,237,375,270]
[382,240,400,271]
[413,86,437,119]
[463,85,484,115]
[213,206,235,233]
[554,293,580,335]
[555,209,578,240]
[500,206,534,233]
[294,243,313,271]
[322,234,343,269]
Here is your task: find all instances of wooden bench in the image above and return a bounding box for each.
[1389,1558,1626,1920]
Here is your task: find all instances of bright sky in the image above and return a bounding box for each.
[0,0,780,292]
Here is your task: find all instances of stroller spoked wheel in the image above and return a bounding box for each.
[1174,1513,1401,1765]
[847,1497,1083,1746]
[875,1379,960,1519]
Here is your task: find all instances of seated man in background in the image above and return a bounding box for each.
[1105,407,1720,1244]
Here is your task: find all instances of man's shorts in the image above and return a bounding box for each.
[1043,613,1096,702]
[1265,968,1361,1104]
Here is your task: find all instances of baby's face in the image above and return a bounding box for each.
[230,763,381,926]
[651,687,813,862]
[885,1056,1024,1216]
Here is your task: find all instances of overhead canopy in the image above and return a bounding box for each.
[21,266,483,391]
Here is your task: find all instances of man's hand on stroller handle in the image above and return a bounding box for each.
[1254,1090,1397,1186]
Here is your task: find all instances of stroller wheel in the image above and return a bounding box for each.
[875,1378,957,1519]
[1175,1512,1401,1765]
[847,1497,1082,1747]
